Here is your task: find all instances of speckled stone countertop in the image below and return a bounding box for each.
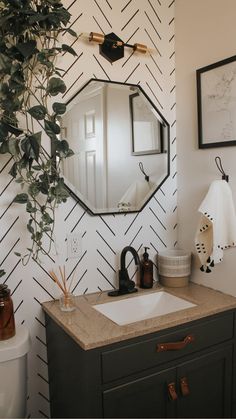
[42,283,236,350]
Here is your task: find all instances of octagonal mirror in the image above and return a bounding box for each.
[60,79,170,215]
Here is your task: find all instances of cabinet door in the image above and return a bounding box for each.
[177,346,232,418]
[103,368,176,418]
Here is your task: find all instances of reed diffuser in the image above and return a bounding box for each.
[49,266,76,312]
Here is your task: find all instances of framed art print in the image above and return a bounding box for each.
[197,55,236,148]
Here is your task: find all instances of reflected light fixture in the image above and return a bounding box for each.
[80,32,150,63]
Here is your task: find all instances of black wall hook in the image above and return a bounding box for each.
[215,156,229,182]
[139,162,149,182]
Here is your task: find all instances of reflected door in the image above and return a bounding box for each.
[62,92,107,209]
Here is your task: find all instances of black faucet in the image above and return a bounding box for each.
[108,246,140,297]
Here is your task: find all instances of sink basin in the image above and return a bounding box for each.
[93,291,196,326]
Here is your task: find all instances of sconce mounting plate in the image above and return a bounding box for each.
[99,32,124,63]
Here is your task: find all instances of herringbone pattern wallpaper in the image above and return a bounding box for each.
[0,0,176,417]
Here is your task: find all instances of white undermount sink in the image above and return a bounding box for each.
[93,291,196,326]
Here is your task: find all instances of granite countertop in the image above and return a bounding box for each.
[42,283,236,350]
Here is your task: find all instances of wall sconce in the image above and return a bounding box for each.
[80,32,149,63]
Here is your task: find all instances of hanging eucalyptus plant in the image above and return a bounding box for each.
[0,0,76,263]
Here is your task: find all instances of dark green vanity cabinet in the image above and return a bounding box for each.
[103,346,232,418]
[45,310,236,418]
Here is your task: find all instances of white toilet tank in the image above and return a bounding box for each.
[0,325,30,418]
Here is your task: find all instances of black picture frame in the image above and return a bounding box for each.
[197,55,236,148]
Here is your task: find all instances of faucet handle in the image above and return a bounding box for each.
[108,270,137,296]
[118,268,137,294]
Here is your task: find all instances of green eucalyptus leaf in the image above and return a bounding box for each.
[35,231,42,241]
[32,165,42,171]
[67,148,74,157]
[0,53,11,72]
[28,14,49,24]
[0,82,9,96]
[61,44,77,56]
[39,178,49,195]
[52,102,66,115]
[55,139,73,157]
[47,195,55,204]
[5,124,23,136]
[37,52,46,62]
[47,0,63,4]
[66,28,77,37]
[0,123,8,141]
[28,157,33,172]
[18,154,29,169]
[26,201,37,213]
[44,120,60,138]
[9,162,18,178]
[14,193,28,204]
[28,105,47,120]
[27,222,34,234]
[21,132,42,161]
[10,71,24,85]
[53,178,70,201]
[2,97,21,113]
[16,40,37,58]
[0,141,9,154]
[43,226,52,232]
[47,77,66,96]
[15,176,24,184]
[10,63,21,75]
[14,252,21,257]
[41,60,53,70]
[28,182,40,197]
[57,139,69,151]
[54,8,71,25]
[8,138,20,156]
[39,185,49,195]
[42,212,53,224]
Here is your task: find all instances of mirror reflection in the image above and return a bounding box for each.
[60,79,170,215]
[130,93,164,155]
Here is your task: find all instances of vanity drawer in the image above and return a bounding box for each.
[101,312,234,383]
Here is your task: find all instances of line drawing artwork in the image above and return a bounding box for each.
[201,61,236,143]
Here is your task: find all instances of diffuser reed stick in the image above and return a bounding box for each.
[49,265,76,311]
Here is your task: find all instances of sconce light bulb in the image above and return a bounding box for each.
[78,32,90,41]
[89,32,105,44]
[133,43,148,54]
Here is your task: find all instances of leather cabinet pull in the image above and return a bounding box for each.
[157,334,195,352]
[180,376,190,396]
[167,382,178,401]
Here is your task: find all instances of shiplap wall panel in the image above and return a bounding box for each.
[0,1,176,417]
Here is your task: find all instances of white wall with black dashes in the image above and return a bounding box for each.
[0,1,176,417]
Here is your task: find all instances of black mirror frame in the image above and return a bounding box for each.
[57,78,170,216]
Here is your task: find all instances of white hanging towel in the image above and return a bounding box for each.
[195,180,236,272]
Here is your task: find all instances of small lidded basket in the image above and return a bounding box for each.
[158,250,192,287]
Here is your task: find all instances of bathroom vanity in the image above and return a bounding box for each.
[43,284,236,418]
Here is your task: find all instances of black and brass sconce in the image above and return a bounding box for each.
[80,32,149,63]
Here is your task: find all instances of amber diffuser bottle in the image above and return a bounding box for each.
[0,284,15,340]
[140,247,154,289]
